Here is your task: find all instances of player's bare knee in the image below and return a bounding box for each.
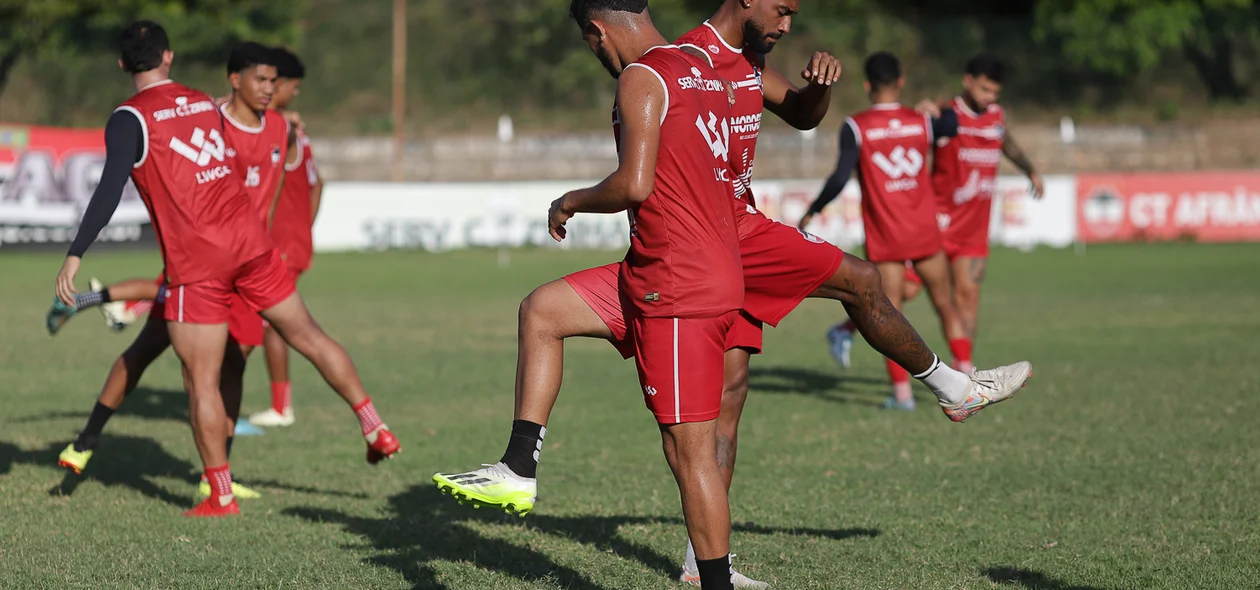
[847,258,884,298]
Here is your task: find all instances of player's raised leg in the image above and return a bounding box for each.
[433,273,617,516]
[912,252,973,371]
[167,320,239,517]
[262,295,399,461]
[46,276,161,335]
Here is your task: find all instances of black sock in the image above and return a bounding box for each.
[225,436,234,460]
[696,555,733,590]
[499,419,545,479]
[73,402,116,452]
[74,289,112,311]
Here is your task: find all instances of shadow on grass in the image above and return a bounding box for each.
[0,435,194,507]
[749,366,887,405]
[7,387,189,426]
[984,567,1108,590]
[286,484,880,589]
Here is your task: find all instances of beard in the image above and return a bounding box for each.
[744,19,782,54]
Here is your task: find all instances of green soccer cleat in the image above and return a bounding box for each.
[198,476,262,500]
[58,443,93,475]
[433,462,537,517]
[46,298,77,335]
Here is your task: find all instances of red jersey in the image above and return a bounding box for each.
[116,81,270,286]
[270,131,319,272]
[220,105,288,224]
[847,103,940,262]
[932,97,1005,240]
[675,22,763,206]
[616,46,743,319]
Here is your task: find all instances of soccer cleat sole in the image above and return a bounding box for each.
[433,477,533,517]
[57,459,84,475]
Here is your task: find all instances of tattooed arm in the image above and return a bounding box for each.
[1003,130,1044,199]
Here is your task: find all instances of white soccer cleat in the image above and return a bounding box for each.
[941,361,1033,422]
[826,323,854,369]
[433,462,537,516]
[248,407,295,427]
[679,557,769,589]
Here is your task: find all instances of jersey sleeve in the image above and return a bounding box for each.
[806,120,859,215]
[932,108,959,140]
[67,110,142,257]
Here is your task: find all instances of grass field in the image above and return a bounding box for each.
[1,243,1258,590]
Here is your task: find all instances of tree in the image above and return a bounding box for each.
[1034,0,1259,101]
[0,0,303,98]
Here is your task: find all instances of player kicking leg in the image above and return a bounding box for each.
[46,276,160,335]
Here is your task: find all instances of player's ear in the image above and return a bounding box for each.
[229,71,242,90]
[162,50,174,68]
[118,59,126,72]
[863,80,871,94]
[896,77,905,90]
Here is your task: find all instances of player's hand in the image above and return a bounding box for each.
[797,212,816,231]
[914,99,941,118]
[55,256,81,306]
[548,195,574,242]
[801,52,842,87]
[280,110,306,134]
[1029,173,1045,200]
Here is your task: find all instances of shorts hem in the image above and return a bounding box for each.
[651,409,721,425]
[751,248,845,327]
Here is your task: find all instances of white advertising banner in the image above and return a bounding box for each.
[312,176,1078,253]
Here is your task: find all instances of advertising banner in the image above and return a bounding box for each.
[0,123,153,251]
[1078,172,1260,243]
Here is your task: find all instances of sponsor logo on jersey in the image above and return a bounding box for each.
[864,118,925,141]
[153,96,217,122]
[958,124,1005,140]
[959,147,1002,166]
[271,146,282,165]
[708,44,720,54]
[730,113,760,135]
[677,67,729,93]
[872,146,924,192]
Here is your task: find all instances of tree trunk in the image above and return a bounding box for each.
[0,48,20,99]
[1184,38,1247,102]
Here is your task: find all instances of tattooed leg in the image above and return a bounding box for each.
[812,256,936,375]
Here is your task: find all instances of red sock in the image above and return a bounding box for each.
[205,464,233,500]
[948,338,973,365]
[353,399,384,435]
[126,300,154,316]
[271,381,291,413]
[886,358,910,385]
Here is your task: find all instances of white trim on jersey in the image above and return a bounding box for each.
[625,63,669,126]
[285,133,305,172]
[113,106,150,168]
[219,103,265,134]
[702,21,742,54]
[672,317,681,424]
[678,43,714,67]
[871,102,901,110]
[845,116,861,147]
[924,111,935,143]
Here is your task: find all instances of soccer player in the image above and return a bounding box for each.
[52,21,400,517]
[250,47,322,428]
[446,2,747,587]
[925,54,1043,351]
[799,51,975,410]
[435,2,1032,587]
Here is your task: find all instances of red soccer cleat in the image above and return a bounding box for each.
[366,426,401,464]
[183,497,241,518]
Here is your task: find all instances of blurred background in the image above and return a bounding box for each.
[3,0,1260,184]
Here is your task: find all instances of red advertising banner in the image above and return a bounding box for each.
[0,122,152,250]
[1078,172,1260,243]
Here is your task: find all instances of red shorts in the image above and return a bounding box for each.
[164,249,295,326]
[632,311,738,424]
[942,233,989,260]
[564,264,762,359]
[904,262,923,285]
[151,293,263,347]
[738,212,845,327]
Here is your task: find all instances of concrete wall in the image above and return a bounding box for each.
[312,120,1260,183]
